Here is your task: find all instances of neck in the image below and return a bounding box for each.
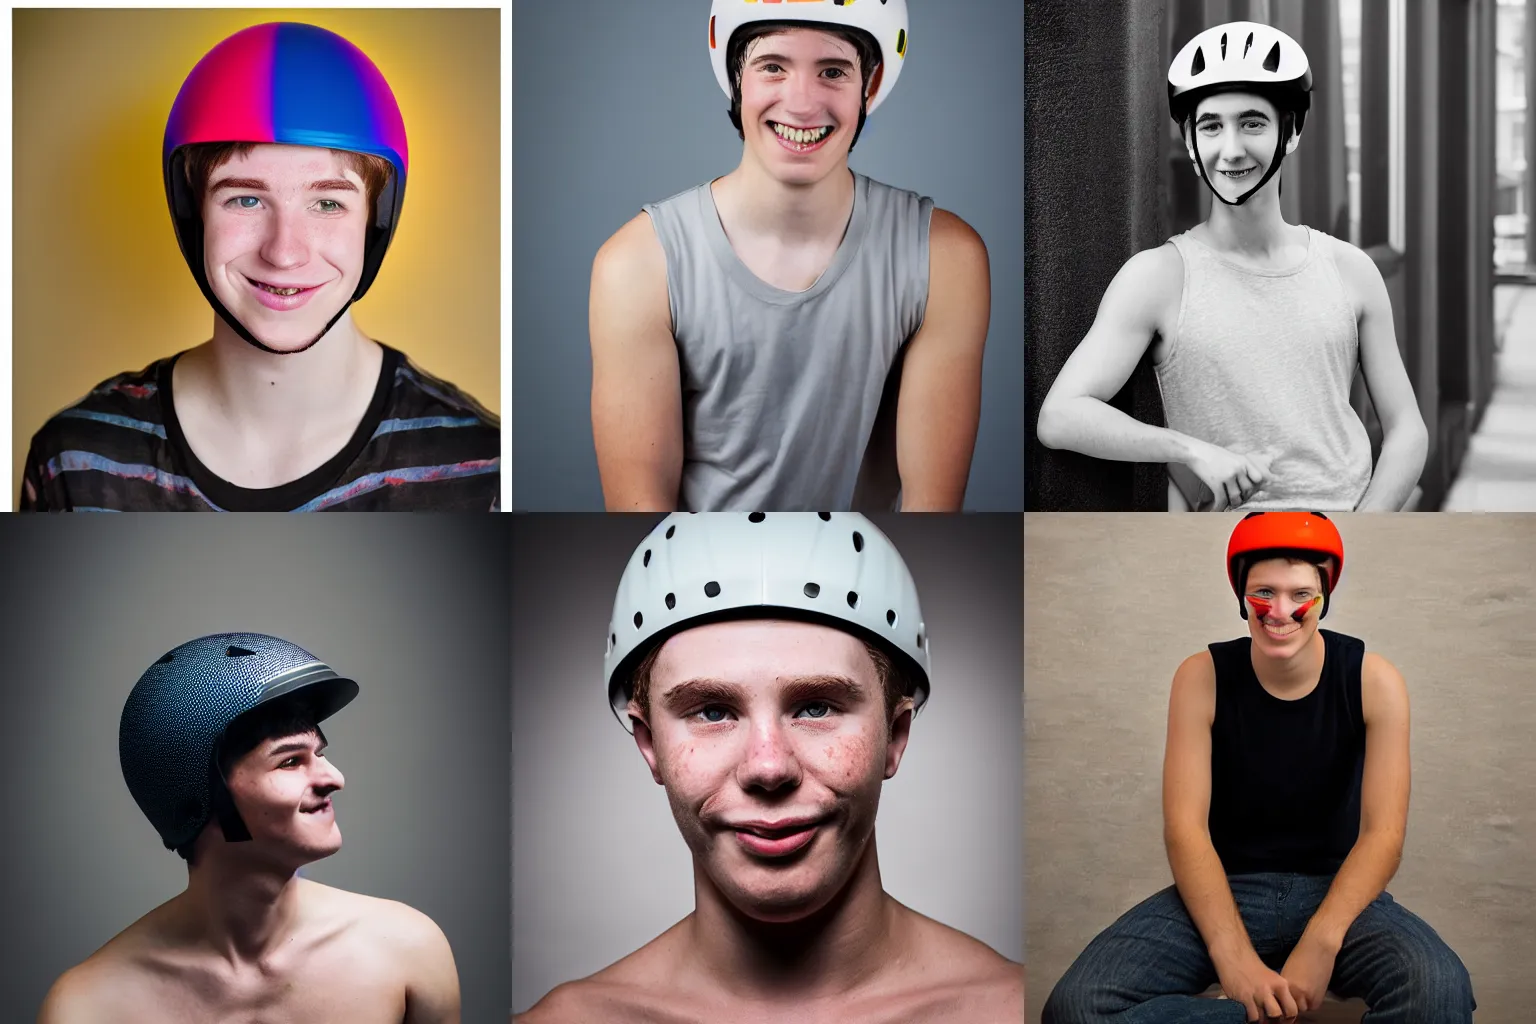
[1202,180,1292,253]
[191,312,379,428]
[177,853,305,963]
[1250,628,1326,694]
[684,832,902,1001]
[715,154,856,246]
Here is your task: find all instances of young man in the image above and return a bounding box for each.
[21,22,499,512]
[1043,513,1473,1024]
[518,514,1022,1023]
[590,1,990,513]
[1036,22,1427,512]
[39,633,460,1023]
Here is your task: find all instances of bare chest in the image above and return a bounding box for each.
[597,982,1008,1024]
[113,943,406,1024]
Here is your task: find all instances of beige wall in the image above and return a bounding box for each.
[1026,513,1536,1022]
[12,8,502,500]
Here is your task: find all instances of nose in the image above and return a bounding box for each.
[734,716,803,794]
[313,757,344,795]
[781,68,821,117]
[258,203,312,270]
[1218,125,1247,164]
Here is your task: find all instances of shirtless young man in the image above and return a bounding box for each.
[21,23,499,512]
[590,1,990,513]
[1036,21,1427,512]
[38,634,460,1024]
[517,514,1023,1024]
[1044,514,1473,1024]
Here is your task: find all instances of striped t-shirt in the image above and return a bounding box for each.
[20,346,500,511]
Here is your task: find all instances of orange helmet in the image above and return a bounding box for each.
[1226,511,1344,620]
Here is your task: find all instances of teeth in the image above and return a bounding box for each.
[773,123,831,145]
[256,282,302,296]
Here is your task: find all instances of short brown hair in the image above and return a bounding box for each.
[627,632,915,731]
[725,21,883,141]
[181,141,393,210]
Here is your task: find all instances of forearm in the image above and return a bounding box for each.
[1166,831,1256,967]
[1301,830,1403,951]
[1039,396,1202,467]
[1355,419,1428,511]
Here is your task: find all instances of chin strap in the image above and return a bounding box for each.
[1192,115,1294,206]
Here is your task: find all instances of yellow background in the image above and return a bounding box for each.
[13,8,502,499]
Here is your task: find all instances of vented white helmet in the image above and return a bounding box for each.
[605,513,931,731]
[708,0,910,115]
[1167,21,1313,206]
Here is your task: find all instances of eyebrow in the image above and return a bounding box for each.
[266,738,326,759]
[1196,109,1271,125]
[750,52,857,70]
[207,176,360,194]
[658,674,872,713]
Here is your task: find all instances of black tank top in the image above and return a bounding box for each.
[1207,629,1367,875]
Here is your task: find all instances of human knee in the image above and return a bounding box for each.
[1400,946,1474,1021]
[1041,973,1106,1024]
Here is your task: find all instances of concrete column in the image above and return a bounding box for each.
[1026,0,1170,510]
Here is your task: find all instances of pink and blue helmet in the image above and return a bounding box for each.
[163,23,409,352]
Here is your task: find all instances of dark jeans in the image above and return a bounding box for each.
[1042,873,1474,1024]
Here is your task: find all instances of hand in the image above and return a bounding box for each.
[1186,442,1273,511]
[1280,935,1340,1014]
[1215,951,1300,1023]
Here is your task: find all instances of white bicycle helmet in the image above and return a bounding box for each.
[605,513,931,731]
[1167,21,1312,206]
[709,0,909,115]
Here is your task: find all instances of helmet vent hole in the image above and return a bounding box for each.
[156,652,176,665]
[1263,41,1281,72]
[1190,46,1206,77]
[852,531,864,552]
[704,581,721,598]
[804,583,821,599]
[886,609,897,627]
[847,591,859,609]
[665,593,676,610]
[917,631,924,648]
[666,525,676,539]
[818,512,831,521]
[225,646,256,658]
[609,633,616,650]
[1243,32,1254,59]
[633,612,643,629]
[1220,32,1227,59]
[749,512,765,522]
[643,549,651,567]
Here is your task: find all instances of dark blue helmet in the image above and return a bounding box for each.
[119,633,358,853]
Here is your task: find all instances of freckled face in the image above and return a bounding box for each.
[635,620,903,923]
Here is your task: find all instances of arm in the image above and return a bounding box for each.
[20,440,52,512]
[1300,653,1411,950]
[401,911,462,1024]
[589,213,684,511]
[1339,244,1428,511]
[1162,653,1255,967]
[892,208,989,511]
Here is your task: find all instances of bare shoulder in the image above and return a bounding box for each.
[1100,242,1184,331]
[593,211,668,288]
[1361,651,1409,710]
[1318,230,1388,295]
[929,207,988,261]
[306,881,451,960]
[1172,649,1217,689]
[36,911,167,1024]
[895,912,1023,1022]
[517,925,690,1024]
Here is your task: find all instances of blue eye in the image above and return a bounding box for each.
[234,196,260,209]
[317,199,343,213]
[798,702,833,719]
[696,706,729,724]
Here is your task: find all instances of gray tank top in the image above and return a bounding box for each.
[1158,227,1373,511]
[643,172,933,512]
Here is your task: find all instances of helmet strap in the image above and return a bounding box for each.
[208,763,254,844]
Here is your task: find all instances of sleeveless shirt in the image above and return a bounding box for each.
[1159,227,1373,511]
[643,172,933,512]
[1207,629,1367,876]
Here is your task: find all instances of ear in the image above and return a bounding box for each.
[1285,127,1302,154]
[1182,121,1199,164]
[882,696,915,780]
[629,701,664,785]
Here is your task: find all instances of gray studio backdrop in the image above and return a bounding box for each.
[0,516,510,1022]
[511,1,1025,511]
[511,514,1024,1013]
[1025,514,1536,1023]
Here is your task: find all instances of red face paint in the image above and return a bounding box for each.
[1291,595,1323,622]
[1245,595,1273,619]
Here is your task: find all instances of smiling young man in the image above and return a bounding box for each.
[590,1,990,512]
[517,514,1022,1023]
[38,634,460,1024]
[21,23,499,512]
[1043,513,1473,1024]
[1035,21,1427,512]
